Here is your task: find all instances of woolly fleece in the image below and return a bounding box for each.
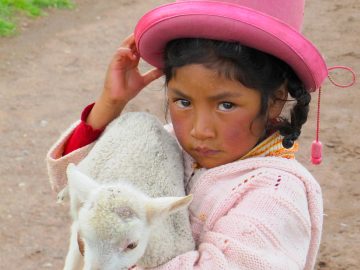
[76,112,195,267]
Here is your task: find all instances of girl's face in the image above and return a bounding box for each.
[167,64,266,169]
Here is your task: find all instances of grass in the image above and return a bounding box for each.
[0,0,74,36]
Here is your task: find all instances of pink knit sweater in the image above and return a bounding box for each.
[46,122,323,270]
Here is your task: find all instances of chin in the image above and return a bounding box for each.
[197,160,222,169]
[197,156,241,169]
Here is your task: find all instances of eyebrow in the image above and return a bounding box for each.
[168,88,192,100]
[168,87,243,101]
[207,92,243,101]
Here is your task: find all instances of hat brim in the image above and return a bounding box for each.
[135,1,328,91]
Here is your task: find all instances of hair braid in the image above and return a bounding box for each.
[279,70,311,148]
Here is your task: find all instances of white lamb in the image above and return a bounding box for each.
[60,112,195,270]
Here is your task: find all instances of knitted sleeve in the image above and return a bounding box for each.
[46,103,106,192]
[144,171,314,270]
[46,120,96,193]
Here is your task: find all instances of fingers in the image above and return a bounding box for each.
[120,33,135,47]
[112,34,162,87]
[119,33,138,54]
[142,68,164,86]
[115,34,139,64]
[116,47,138,61]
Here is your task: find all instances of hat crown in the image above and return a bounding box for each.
[176,0,305,30]
[136,0,327,91]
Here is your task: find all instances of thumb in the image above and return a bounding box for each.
[142,68,163,86]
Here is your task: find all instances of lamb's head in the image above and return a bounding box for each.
[66,163,192,270]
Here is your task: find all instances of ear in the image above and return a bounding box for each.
[146,194,193,224]
[66,163,99,202]
[267,84,288,120]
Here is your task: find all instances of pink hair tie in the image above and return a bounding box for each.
[311,65,356,165]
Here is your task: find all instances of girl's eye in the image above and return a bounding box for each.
[175,99,191,108]
[218,102,235,111]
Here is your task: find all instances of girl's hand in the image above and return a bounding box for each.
[104,34,163,104]
[86,34,163,129]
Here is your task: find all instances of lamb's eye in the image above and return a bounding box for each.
[126,242,138,250]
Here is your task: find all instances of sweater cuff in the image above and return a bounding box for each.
[63,103,105,155]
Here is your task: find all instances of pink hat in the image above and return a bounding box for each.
[134,0,328,92]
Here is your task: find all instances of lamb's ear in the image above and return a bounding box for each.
[66,163,99,202]
[146,194,193,224]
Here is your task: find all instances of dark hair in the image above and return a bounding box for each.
[163,38,311,148]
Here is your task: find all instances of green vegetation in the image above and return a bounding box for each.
[0,0,74,36]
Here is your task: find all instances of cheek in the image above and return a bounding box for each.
[223,126,242,143]
[222,114,264,143]
[169,109,189,143]
[222,124,251,147]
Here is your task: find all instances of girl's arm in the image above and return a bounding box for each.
[86,33,162,130]
[63,34,163,155]
[47,34,162,191]
[62,103,104,155]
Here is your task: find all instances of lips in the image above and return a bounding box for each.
[193,146,219,157]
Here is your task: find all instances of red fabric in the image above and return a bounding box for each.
[63,103,105,155]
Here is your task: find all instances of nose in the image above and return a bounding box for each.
[190,112,215,140]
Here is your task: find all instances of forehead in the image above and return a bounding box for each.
[167,64,258,98]
[170,64,228,86]
[81,191,143,239]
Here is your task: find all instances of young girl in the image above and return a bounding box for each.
[47,1,328,269]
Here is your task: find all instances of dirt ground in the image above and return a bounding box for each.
[0,0,359,269]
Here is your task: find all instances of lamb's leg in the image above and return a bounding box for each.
[63,222,83,270]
